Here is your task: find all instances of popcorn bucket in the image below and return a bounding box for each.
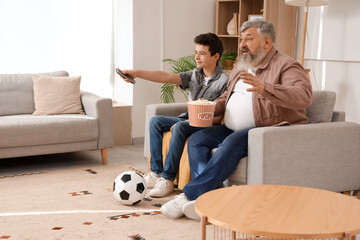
[187,100,216,127]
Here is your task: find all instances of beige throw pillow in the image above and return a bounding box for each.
[32,74,84,115]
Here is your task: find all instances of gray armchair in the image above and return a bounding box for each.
[144,91,360,193]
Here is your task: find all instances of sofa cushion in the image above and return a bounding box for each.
[32,74,84,115]
[211,147,247,184]
[227,156,247,184]
[306,91,336,123]
[0,114,98,148]
[0,71,69,116]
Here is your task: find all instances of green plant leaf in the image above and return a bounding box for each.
[161,55,196,103]
[160,83,175,103]
[219,50,237,69]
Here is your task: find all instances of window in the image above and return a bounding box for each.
[0,0,113,98]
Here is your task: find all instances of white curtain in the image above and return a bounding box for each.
[301,0,360,123]
[0,0,113,98]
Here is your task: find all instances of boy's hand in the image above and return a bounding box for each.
[213,115,223,125]
[120,69,136,82]
[122,69,136,79]
[170,123,176,132]
[116,69,136,84]
[170,120,189,132]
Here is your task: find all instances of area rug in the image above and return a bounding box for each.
[0,163,211,240]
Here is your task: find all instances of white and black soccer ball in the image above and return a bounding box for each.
[113,171,147,206]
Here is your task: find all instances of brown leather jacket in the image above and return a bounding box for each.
[214,47,312,127]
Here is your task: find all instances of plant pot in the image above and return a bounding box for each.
[225,60,234,70]
[225,60,234,66]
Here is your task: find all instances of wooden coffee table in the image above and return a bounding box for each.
[195,185,360,240]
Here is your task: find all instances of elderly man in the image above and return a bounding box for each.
[160,19,312,220]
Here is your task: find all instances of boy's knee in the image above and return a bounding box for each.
[171,121,188,133]
[149,116,161,128]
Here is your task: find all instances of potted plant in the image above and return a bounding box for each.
[161,55,196,103]
[219,50,237,70]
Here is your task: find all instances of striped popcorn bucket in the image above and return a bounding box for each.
[187,101,216,127]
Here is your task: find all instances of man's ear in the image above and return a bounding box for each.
[263,37,272,50]
[213,53,220,61]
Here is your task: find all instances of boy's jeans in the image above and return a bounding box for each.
[149,115,205,180]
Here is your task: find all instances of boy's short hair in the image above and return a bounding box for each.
[194,33,224,59]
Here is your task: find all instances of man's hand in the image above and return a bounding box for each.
[240,72,265,95]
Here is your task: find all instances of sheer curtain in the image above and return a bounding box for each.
[0,0,113,98]
[300,0,360,123]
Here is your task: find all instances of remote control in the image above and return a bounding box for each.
[116,68,136,84]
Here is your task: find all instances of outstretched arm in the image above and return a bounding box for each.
[122,69,182,85]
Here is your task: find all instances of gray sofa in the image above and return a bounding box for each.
[144,91,360,193]
[0,71,114,164]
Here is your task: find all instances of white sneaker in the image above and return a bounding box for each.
[161,193,190,219]
[183,200,200,220]
[143,172,160,189]
[149,178,174,197]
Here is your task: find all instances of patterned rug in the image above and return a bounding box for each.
[0,163,207,239]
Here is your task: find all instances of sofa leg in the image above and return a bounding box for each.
[354,190,360,199]
[101,148,108,165]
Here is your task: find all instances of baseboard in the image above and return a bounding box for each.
[132,137,144,145]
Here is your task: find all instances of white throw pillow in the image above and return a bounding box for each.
[32,74,84,115]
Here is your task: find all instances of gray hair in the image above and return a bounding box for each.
[240,19,276,43]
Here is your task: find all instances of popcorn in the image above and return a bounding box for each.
[188,98,216,105]
[187,98,216,127]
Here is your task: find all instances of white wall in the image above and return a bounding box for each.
[162,0,217,70]
[127,0,217,139]
[114,0,134,104]
[131,0,164,140]
[296,0,360,123]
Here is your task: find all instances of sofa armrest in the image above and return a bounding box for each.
[144,103,187,158]
[247,122,360,192]
[331,110,345,122]
[146,103,188,118]
[81,91,114,149]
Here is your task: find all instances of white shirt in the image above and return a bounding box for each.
[224,68,257,131]
[203,76,211,86]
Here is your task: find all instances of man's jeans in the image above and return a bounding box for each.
[149,116,205,181]
[183,125,252,200]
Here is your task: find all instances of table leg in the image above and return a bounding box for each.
[344,232,356,240]
[232,230,236,240]
[201,216,207,240]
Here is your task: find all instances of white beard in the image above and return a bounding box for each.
[237,47,266,71]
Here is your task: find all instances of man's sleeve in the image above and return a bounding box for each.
[262,62,312,109]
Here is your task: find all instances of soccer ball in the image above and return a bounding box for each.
[113,171,147,205]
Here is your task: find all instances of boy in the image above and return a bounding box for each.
[120,33,229,198]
